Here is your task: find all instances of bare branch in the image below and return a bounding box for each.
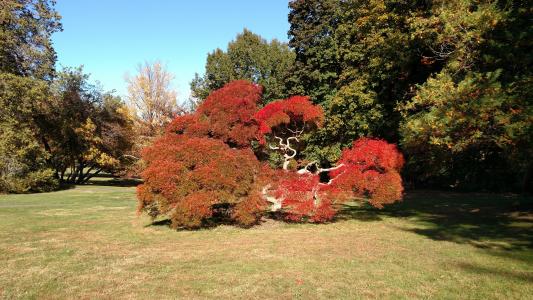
[297,161,318,174]
[261,184,283,211]
[285,137,298,159]
[317,163,345,173]
[297,163,345,175]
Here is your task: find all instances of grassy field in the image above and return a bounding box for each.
[0,181,531,299]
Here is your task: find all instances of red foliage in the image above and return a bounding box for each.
[267,172,337,223]
[197,80,262,147]
[330,138,405,208]
[165,114,209,137]
[265,138,405,222]
[137,135,265,228]
[166,80,261,148]
[254,96,324,144]
[332,138,405,173]
[232,189,268,226]
[139,81,405,228]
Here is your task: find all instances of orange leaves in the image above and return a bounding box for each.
[166,80,261,148]
[138,80,268,228]
[172,192,215,228]
[232,190,269,226]
[137,135,263,228]
[165,114,209,137]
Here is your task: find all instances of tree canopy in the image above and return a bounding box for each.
[0,0,62,192]
[191,29,295,103]
[0,0,62,79]
[138,81,405,228]
[286,0,532,190]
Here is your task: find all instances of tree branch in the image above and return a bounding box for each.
[261,184,283,211]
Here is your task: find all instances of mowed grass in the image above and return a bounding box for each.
[0,181,532,299]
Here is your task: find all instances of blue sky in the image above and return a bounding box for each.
[52,0,290,103]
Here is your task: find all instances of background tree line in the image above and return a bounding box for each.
[1,0,530,193]
[0,0,180,192]
[192,0,532,192]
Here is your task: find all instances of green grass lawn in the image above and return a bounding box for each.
[0,181,531,299]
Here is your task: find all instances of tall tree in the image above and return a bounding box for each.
[190,29,295,103]
[0,73,58,192]
[44,67,135,184]
[286,0,340,104]
[399,0,533,190]
[0,0,62,192]
[288,0,531,190]
[0,0,62,79]
[126,61,181,136]
[288,0,432,163]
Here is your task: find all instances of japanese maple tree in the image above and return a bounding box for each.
[255,97,404,222]
[137,80,405,228]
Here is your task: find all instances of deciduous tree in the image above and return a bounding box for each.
[126,61,181,136]
[44,67,135,184]
[0,0,62,79]
[0,74,58,192]
[191,29,295,103]
[0,0,62,192]
[138,80,268,228]
[400,0,532,190]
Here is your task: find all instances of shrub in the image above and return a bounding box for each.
[137,135,265,228]
[0,169,58,194]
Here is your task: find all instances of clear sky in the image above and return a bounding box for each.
[52,0,291,103]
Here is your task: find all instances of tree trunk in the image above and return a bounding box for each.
[522,163,532,194]
[81,168,102,184]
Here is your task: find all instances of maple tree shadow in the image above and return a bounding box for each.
[338,190,533,253]
[456,262,533,283]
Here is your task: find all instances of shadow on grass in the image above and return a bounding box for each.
[148,219,172,227]
[142,189,533,254]
[338,191,533,252]
[457,262,533,283]
[144,204,247,230]
[85,176,142,187]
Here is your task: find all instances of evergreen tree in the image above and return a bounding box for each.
[288,0,532,190]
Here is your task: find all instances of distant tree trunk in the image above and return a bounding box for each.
[81,168,102,184]
[523,163,532,194]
